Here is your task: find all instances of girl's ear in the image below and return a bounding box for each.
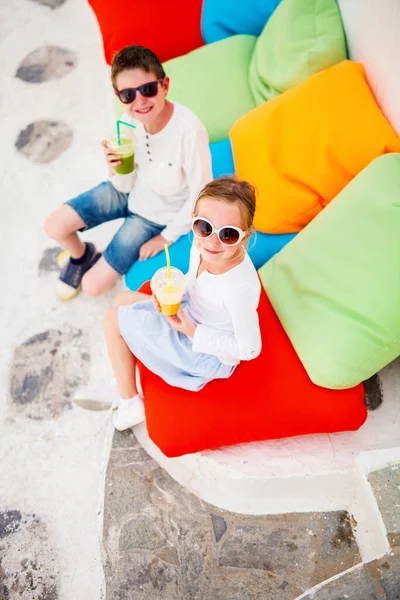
[243,226,254,249]
[245,227,253,241]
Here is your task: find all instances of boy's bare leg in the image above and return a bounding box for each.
[44,205,87,259]
[104,308,138,399]
[81,256,120,296]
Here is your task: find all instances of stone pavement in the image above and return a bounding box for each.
[300,462,400,600]
[102,429,400,600]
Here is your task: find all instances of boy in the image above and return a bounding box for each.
[45,46,212,300]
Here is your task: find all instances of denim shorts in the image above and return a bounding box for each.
[66,181,164,275]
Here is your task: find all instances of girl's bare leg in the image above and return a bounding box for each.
[112,290,151,308]
[104,307,138,399]
[105,291,151,398]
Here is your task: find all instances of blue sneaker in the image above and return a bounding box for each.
[56,242,100,301]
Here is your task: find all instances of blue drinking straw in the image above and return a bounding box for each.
[117,120,136,145]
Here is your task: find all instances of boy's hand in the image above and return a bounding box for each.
[152,294,161,312]
[167,309,196,337]
[139,235,170,261]
[101,140,121,176]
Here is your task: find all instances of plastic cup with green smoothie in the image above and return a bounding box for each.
[107,136,134,175]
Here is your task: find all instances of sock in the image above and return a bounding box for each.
[70,243,89,265]
[119,394,140,407]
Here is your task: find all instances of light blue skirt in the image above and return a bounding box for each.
[118,300,235,392]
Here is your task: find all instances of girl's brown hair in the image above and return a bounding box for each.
[193,176,256,229]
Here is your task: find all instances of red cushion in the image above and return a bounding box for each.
[88,0,204,65]
[137,283,367,457]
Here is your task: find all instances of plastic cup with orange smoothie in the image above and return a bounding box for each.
[107,136,135,175]
[150,267,186,316]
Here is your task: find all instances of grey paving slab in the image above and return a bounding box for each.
[15,46,77,83]
[29,0,67,8]
[38,247,63,275]
[303,564,380,599]
[9,326,90,421]
[369,463,400,549]
[103,432,361,600]
[0,510,59,599]
[301,550,400,600]
[15,120,73,164]
[376,553,400,600]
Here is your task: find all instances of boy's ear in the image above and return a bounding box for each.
[162,76,170,95]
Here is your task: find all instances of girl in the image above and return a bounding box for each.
[104,176,262,431]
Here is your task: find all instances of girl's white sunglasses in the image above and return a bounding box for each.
[191,217,247,247]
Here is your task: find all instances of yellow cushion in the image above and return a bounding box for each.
[230,61,400,233]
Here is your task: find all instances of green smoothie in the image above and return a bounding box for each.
[108,136,135,175]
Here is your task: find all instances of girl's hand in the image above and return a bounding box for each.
[167,309,196,337]
[152,294,161,312]
[101,140,121,176]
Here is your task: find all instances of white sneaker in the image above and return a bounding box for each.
[56,279,81,301]
[73,379,119,411]
[112,395,145,431]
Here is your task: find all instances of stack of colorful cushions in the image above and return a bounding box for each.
[89,0,283,65]
[112,0,347,144]
[89,0,400,455]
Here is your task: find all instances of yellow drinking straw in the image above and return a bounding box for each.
[164,244,171,292]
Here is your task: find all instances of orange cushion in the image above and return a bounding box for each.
[137,282,366,457]
[230,60,400,234]
[88,0,204,65]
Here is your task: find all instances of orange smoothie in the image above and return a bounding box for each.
[158,285,183,316]
[150,267,186,317]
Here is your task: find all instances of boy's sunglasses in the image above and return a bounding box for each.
[114,79,164,104]
[192,217,247,247]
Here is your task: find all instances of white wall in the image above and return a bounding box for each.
[338,0,400,135]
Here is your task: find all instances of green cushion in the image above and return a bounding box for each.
[249,0,347,104]
[163,35,257,143]
[259,154,400,389]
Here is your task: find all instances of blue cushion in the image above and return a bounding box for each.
[250,231,295,270]
[125,231,295,291]
[201,0,282,44]
[210,138,235,178]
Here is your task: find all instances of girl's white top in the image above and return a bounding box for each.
[186,244,262,366]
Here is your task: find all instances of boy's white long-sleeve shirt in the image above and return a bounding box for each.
[110,103,213,242]
[185,244,262,366]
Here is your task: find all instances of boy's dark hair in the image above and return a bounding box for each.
[111,46,166,89]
